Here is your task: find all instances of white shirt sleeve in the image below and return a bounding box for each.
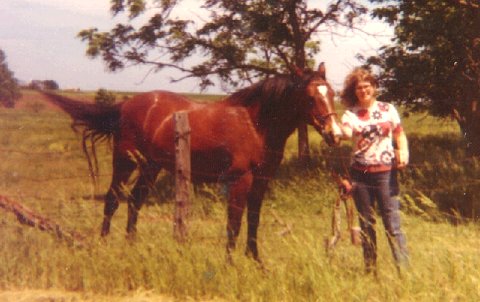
[390,104,402,129]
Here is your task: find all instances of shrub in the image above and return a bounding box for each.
[94,88,116,106]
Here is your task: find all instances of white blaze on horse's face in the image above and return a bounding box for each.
[317,84,343,144]
[317,85,328,99]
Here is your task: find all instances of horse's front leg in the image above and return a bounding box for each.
[226,172,253,259]
[246,178,269,261]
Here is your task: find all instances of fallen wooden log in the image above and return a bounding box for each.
[0,195,85,245]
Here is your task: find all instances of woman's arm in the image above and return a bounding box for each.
[393,130,409,169]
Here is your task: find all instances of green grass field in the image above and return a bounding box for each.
[0,91,479,301]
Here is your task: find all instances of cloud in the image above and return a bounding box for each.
[19,0,111,17]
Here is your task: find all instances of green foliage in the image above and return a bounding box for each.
[0,49,21,108]
[78,1,367,90]
[366,0,480,155]
[94,88,116,106]
[367,0,480,114]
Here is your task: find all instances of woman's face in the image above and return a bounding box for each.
[355,80,375,107]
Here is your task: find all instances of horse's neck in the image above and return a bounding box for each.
[246,103,300,151]
[264,124,297,151]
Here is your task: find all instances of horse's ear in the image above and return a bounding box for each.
[318,62,326,79]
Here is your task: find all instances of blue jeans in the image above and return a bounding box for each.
[351,169,409,271]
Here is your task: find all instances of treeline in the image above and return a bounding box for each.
[0,48,61,108]
[24,80,59,91]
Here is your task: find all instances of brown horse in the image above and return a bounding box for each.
[42,63,342,261]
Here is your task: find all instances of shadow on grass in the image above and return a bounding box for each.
[402,134,480,223]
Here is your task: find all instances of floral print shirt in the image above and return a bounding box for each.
[341,101,403,172]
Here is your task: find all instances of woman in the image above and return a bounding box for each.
[340,68,409,274]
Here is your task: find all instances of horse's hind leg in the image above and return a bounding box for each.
[126,163,160,235]
[226,172,253,259]
[101,155,136,237]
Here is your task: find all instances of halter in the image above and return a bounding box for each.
[316,112,339,146]
[315,112,338,127]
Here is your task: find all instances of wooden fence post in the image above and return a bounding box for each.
[173,111,191,242]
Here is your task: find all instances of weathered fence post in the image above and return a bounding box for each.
[173,111,191,242]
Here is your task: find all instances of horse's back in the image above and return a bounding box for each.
[118,90,203,154]
[122,90,198,122]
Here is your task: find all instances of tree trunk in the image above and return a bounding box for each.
[297,122,310,163]
[454,101,480,157]
[463,117,480,157]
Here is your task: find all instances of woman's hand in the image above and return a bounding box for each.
[395,148,409,169]
[339,124,352,139]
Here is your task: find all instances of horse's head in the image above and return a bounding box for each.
[298,63,342,146]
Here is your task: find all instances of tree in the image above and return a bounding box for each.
[94,88,117,106]
[43,80,60,90]
[366,0,480,156]
[29,80,60,90]
[0,49,21,108]
[78,0,367,161]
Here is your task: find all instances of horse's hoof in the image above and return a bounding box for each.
[258,262,270,274]
[225,252,235,266]
[126,231,137,242]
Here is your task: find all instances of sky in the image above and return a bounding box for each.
[0,0,393,94]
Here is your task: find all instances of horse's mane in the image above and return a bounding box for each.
[226,75,296,107]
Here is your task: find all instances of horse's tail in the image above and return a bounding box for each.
[40,91,122,187]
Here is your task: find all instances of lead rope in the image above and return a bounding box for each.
[325,169,361,255]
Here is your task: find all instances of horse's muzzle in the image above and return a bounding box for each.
[322,129,341,146]
[312,114,342,146]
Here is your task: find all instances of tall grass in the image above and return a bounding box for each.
[0,98,479,301]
